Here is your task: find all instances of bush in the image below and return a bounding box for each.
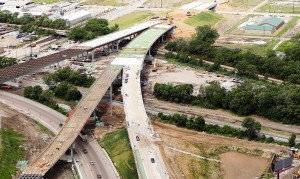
[153,82,300,125]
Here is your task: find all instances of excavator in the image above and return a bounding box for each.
[166,13,173,25]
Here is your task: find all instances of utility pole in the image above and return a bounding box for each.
[293,0,295,13]
[29,33,32,58]
[0,116,2,147]
[161,0,162,8]
[109,64,112,117]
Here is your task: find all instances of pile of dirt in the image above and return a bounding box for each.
[164,10,197,39]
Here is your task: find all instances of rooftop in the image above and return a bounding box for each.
[245,24,273,31]
[258,17,283,27]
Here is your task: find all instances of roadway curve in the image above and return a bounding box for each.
[0,91,119,179]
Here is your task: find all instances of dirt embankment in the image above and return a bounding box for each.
[0,103,73,178]
[153,121,288,179]
[0,103,52,162]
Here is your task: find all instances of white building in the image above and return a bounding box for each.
[61,10,91,26]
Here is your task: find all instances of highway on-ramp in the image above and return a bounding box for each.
[0,91,119,179]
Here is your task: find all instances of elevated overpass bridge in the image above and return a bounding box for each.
[20,24,174,178]
[0,21,160,84]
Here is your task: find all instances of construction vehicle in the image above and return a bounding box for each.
[166,13,173,25]
[187,11,191,16]
[152,58,162,72]
[293,170,300,179]
[295,151,300,159]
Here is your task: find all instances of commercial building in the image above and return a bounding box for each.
[245,17,284,35]
[61,10,91,26]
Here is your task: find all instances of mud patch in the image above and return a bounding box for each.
[220,151,268,179]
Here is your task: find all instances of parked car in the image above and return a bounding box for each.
[136,136,140,141]
[90,161,94,165]
[97,174,102,178]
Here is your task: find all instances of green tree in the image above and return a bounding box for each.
[288,133,296,147]
[186,116,205,131]
[242,117,261,140]
[198,81,226,108]
[188,25,219,55]
[236,60,258,78]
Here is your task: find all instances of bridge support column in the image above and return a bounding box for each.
[92,50,95,62]
[116,40,120,51]
[70,143,75,158]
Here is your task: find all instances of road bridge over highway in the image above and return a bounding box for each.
[20,24,174,178]
[0,21,160,84]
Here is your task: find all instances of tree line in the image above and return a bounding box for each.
[165,25,300,84]
[0,11,67,29]
[156,113,299,147]
[68,18,119,42]
[154,81,300,125]
[24,84,81,115]
[43,67,95,88]
[0,56,16,69]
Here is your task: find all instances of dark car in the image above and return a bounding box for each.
[83,149,88,154]
[97,174,102,178]
[151,158,155,163]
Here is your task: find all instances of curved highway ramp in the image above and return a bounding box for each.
[20,65,122,178]
[20,24,173,179]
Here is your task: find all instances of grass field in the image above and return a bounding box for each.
[82,0,127,6]
[259,4,300,13]
[229,0,263,8]
[33,120,55,137]
[277,40,297,52]
[277,17,299,37]
[99,129,138,179]
[32,0,61,4]
[145,0,194,8]
[109,11,154,30]
[220,39,280,56]
[0,128,26,179]
[184,12,223,28]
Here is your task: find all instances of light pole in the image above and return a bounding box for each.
[0,116,2,147]
[161,0,162,8]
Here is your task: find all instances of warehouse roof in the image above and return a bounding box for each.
[61,10,90,21]
[245,25,273,31]
[258,17,283,27]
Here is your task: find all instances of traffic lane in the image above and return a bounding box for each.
[0,91,100,178]
[0,91,63,129]
[76,137,116,179]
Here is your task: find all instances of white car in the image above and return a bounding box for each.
[90,161,94,165]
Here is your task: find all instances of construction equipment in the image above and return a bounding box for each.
[295,151,300,159]
[293,170,300,179]
[186,11,191,16]
[166,13,173,25]
[152,58,158,72]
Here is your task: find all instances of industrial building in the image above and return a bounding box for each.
[61,10,91,26]
[245,17,284,35]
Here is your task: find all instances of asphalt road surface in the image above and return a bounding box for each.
[0,91,119,179]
